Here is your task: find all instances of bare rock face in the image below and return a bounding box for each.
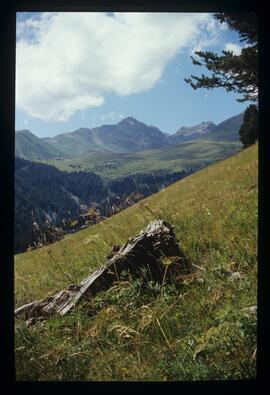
[15,220,194,325]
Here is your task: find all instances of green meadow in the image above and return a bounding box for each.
[43,139,241,180]
[15,144,257,381]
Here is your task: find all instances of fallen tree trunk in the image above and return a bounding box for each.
[15,220,195,325]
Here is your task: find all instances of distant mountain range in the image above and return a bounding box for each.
[15,112,244,161]
[41,117,168,157]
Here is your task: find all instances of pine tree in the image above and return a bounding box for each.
[185,13,258,103]
[239,105,258,148]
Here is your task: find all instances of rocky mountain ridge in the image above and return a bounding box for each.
[15,112,244,160]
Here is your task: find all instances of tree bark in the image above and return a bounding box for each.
[15,220,195,325]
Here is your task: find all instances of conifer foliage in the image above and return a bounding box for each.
[239,105,258,148]
[185,13,258,103]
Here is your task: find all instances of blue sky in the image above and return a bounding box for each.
[15,12,251,137]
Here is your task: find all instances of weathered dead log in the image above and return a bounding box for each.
[15,220,195,324]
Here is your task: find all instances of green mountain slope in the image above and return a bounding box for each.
[14,157,108,253]
[15,129,65,160]
[205,112,244,141]
[167,112,243,144]
[15,156,186,253]
[15,144,257,381]
[42,127,111,158]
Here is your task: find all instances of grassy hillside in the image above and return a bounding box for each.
[43,139,241,180]
[15,144,257,381]
[15,130,65,160]
[205,112,244,142]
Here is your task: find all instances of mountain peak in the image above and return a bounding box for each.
[117,116,140,126]
[176,121,216,137]
[16,129,33,134]
[75,127,91,132]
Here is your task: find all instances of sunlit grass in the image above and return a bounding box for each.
[15,144,257,381]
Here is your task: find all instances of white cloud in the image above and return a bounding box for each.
[189,15,226,54]
[16,12,220,122]
[224,42,242,55]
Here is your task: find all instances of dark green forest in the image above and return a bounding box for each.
[15,157,191,253]
[15,157,107,253]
